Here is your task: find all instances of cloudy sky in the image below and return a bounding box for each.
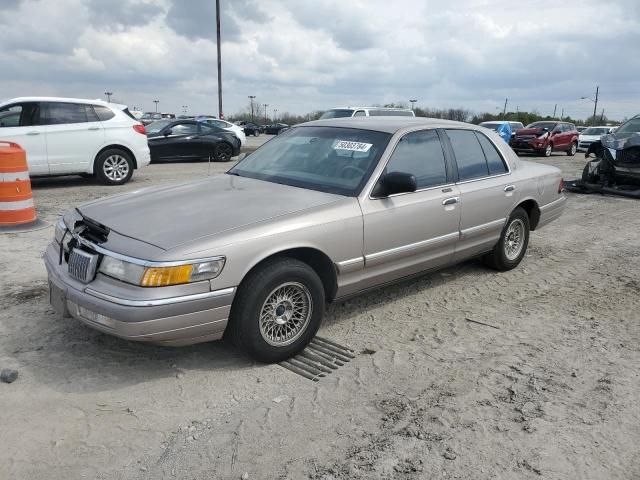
[1,0,639,120]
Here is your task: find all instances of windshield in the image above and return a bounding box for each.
[228,126,391,196]
[146,120,172,133]
[480,122,502,131]
[582,127,610,135]
[526,122,557,130]
[319,109,355,119]
[615,117,640,134]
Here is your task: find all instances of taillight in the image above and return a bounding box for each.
[133,124,146,135]
[558,178,565,193]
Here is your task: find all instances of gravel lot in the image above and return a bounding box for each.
[1,145,638,480]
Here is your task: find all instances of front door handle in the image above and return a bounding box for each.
[26,131,40,136]
[442,197,459,206]
[88,126,101,131]
[504,185,515,192]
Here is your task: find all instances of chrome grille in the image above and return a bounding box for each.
[68,248,99,283]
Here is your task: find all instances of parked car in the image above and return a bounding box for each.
[196,117,247,145]
[264,123,289,135]
[46,117,566,362]
[571,115,640,198]
[242,122,262,136]
[140,112,163,125]
[0,97,150,185]
[320,107,415,119]
[510,121,579,157]
[577,126,588,133]
[479,121,524,139]
[578,126,614,152]
[146,120,240,162]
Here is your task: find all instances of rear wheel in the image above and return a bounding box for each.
[214,142,233,162]
[567,142,577,156]
[227,258,325,363]
[483,207,530,271]
[95,149,134,185]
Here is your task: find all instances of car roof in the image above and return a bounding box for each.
[329,106,413,111]
[298,116,474,134]
[1,96,126,109]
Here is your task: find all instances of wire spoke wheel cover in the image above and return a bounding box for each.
[103,155,130,181]
[504,218,525,261]
[259,282,313,347]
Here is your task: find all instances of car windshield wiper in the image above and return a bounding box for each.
[227,171,242,177]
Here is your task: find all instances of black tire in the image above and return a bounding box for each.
[567,142,577,156]
[254,131,260,137]
[214,142,234,162]
[543,143,553,157]
[582,161,600,184]
[227,257,325,363]
[483,207,530,271]
[95,149,134,185]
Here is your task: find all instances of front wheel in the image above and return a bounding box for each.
[483,207,530,271]
[567,142,577,156]
[95,149,134,185]
[543,143,553,157]
[227,258,325,363]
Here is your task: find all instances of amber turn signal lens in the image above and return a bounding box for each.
[141,265,193,287]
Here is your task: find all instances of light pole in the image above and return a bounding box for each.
[104,91,113,102]
[182,105,188,115]
[502,97,508,118]
[248,95,256,122]
[274,108,278,122]
[409,99,417,111]
[153,100,159,113]
[581,85,599,125]
[215,0,223,119]
[263,103,268,125]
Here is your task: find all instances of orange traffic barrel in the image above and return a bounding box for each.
[0,141,38,228]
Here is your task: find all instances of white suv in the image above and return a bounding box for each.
[0,97,151,185]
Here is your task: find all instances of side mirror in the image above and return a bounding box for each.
[374,171,417,197]
[164,128,172,136]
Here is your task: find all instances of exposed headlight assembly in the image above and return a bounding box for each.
[98,256,226,287]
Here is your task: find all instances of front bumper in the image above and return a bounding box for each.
[44,243,235,346]
[510,139,546,153]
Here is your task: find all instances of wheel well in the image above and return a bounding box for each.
[245,248,338,301]
[517,199,540,230]
[94,145,137,172]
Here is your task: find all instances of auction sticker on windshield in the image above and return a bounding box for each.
[334,140,373,152]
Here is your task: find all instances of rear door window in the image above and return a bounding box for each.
[44,102,88,125]
[385,129,448,189]
[445,129,489,181]
[475,132,508,175]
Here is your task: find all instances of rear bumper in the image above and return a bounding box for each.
[537,196,567,229]
[44,243,235,346]
[135,147,151,168]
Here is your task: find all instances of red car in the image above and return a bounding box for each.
[510,121,579,157]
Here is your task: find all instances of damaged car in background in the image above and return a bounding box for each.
[565,115,640,198]
[45,117,566,363]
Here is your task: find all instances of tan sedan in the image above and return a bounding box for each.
[46,117,566,362]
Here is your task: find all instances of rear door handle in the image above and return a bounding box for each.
[26,131,40,136]
[88,126,101,131]
[442,197,459,206]
[504,185,515,192]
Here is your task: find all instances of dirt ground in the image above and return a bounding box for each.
[0,146,638,480]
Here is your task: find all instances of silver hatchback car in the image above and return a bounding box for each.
[46,117,566,362]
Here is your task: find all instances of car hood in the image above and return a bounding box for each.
[515,128,547,136]
[601,131,640,150]
[77,175,343,251]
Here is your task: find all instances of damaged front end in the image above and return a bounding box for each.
[567,130,640,198]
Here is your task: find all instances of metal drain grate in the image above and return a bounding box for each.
[280,336,356,381]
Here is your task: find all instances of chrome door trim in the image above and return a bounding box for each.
[460,218,506,238]
[85,286,236,307]
[336,257,365,273]
[365,231,459,263]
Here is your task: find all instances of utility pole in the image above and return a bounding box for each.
[248,95,256,122]
[592,85,599,126]
[274,108,278,121]
[263,103,268,125]
[552,104,557,119]
[153,100,159,112]
[409,99,417,111]
[215,0,223,119]
[104,91,113,102]
[600,109,605,123]
[502,98,508,118]
[560,108,564,120]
